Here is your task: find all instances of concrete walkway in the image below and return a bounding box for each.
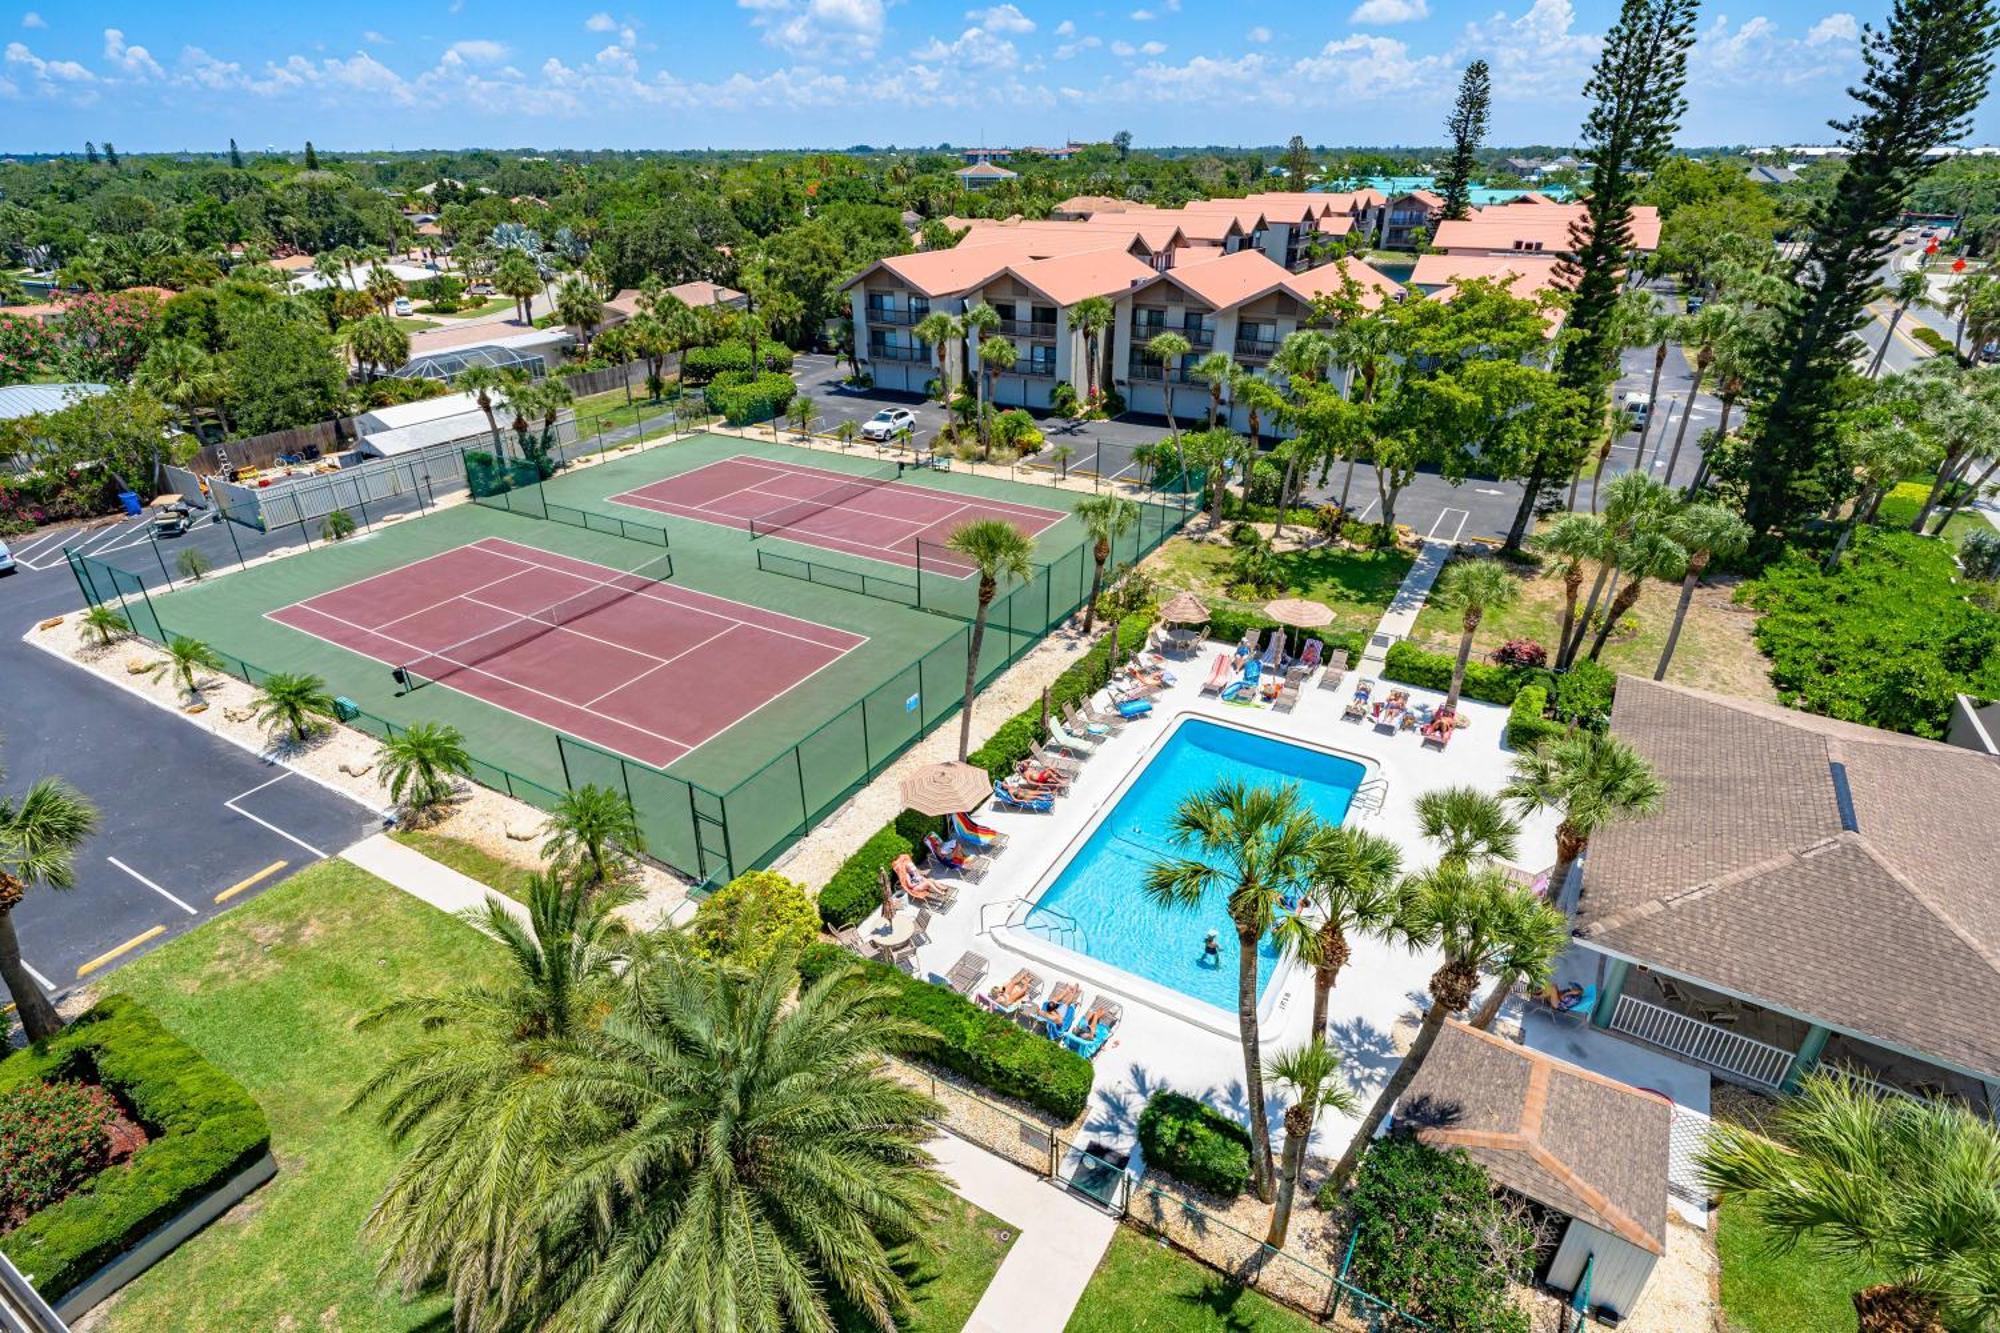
[929,1132,1118,1333]
[1360,538,1452,671]
[341,832,529,931]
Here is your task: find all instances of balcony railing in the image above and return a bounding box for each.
[1127,361,1189,383]
[1235,334,1280,358]
[1609,993,1796,1089]
[866,306,919,326]
[868,344,930,363]
[998,318,1057,339]
[1134,325,1214,350]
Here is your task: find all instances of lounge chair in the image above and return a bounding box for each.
[1048,718,1100,755]
[1028,741,1083,779]
[1297,638,1324,675]
[1220,657,1261,702]
[924,833,989,883]
[1540,983,1597,1026]
[948,810,1009,852]
[1273,678,1301,712]
[980,968,1043,1015]
[1238,628,1260,653]
[1317,648,1350,691]
[1084,696,1137,728]
[1065,701,1118,738]
[993,781,1055,813]
[941,951,989,994]
[1015,760,1072,792]
[1199,652,1235,696]
[1421,707,1457,749]
[1063,997,1123,1058]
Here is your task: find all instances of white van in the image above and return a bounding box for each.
[1621,391,1652,429]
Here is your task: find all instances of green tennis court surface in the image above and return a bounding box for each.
[103,433,1187,886]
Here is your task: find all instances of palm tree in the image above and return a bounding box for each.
[1235,374,1285,455]
[1631,310,1680,471]
[554,276,603,350]
[1264,1039,1359,1248]
[1069,297,1113,407]
[0,765,100,1041]
[946,519,1036,760]
[914,310,963,403]
[1147,331,1193,444]
[339,314,410,380]
[80,604,129,648]
[364,262,402,316]
[1870,268,1931,379]
[1531,512,1604,669]
[542,783,644,887]
[378,722,474,823]
[149,634,224,698]
[1826,418,1937,571]
[1562,473,1675,669]
[1579,291,1666,512]
[1654,503,1751,680]
[136,339,226,434]
[1464,870,1575,1030]
[1074,494,1139,634]
[1193,350,1236,428]
[1503,729,1666,918]
[1431,560,1519,711]
[353,872,637,1329]
[455,364,506,456]
[1661,302,1740,489]
[494,251,542,325]
[253,671,336,744]
[963,302,1000,446]
[976,338,1018,457]
[1585,528,1687,662]
[1414,785,1519,867]
[1145,781,1327,1202]
[1324,863,1569,1196]
[1697,1071,2000,1333]
[1275,825,1402,1041]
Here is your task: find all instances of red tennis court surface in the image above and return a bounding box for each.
[606,454,1068,575]
[266,536,864,769]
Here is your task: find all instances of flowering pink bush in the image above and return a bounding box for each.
[0,1079,118,1227]
[0,314,55,386]
[1493,637,1548,668]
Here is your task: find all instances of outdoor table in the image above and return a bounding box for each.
[1164,628,1203,653]
[866,911,919,952]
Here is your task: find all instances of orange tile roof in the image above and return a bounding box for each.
[1140,249,1293,310]
[1053,195,1132,216]
[1244,191,1341,217]
[1433,201,1661,254]
[1314,215,1357,237]
[1409,252,1569,297]
[269,254,317,271]
[1283,256,1405,311]
[1002,249,1160,306]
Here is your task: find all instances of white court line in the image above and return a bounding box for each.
[23,960,55,990]
[719,452,1066,522]
[225,774,329,859]
[1426,508,1470,544]
[106,856,199,916]
[579,625,737,708]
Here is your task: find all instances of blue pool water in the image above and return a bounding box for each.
[1022,720,1366,1012]
[1315,175,1573,204]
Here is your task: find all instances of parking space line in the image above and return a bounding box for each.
[10,527,77,562]
[1353,496,1380,522]
[23,960,55,991]
[216,860,288,904]
[77,925,166,977]
[1426,508,1470,544]
[225,775,329,859]
[106,856,199,915]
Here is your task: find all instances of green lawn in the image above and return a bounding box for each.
[85,859,500,1332]
[1717,1207,1871,1333]
[835,1182,1015,1332]
[1874,479,1990,552]
[569,385,680,441]
[419,296,513,319]
[388,827,537,902]
[1144,538,1413,632]
[1064,1230,1319,1332]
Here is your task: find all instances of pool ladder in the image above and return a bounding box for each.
[981,896,1088,952]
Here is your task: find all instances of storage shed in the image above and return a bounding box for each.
[1393,1021,1671,1322]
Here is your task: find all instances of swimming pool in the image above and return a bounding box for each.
[1016,718,1367,1017]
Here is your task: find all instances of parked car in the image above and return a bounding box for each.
[1621,391,1652,428]
[1685,294,1704,315]
[393,296,413,316]
[0,539,14,575]
[860,407,917,442]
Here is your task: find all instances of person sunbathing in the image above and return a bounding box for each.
[1016,762,1070,790]
[892,854,943,901]
[988,971,1034,1008]
[1539,982,1586,1011]
[1071,1001,1116,1042]
[1001,776,1056,801]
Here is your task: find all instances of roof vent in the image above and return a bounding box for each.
[1828,761,1860,833]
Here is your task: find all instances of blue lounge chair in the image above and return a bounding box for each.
[1062,998,1122,1058]
[992,782,1054,813]
[1220,657,1261,702]
[1259,631,1284,671]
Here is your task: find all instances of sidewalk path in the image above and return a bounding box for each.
[1361,539,1452,671]
[341,832,529,931]
[929,1132,1118,1333]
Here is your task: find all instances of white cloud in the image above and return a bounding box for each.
[1054,18,1075,36]
[1129,9,1155,19]
[446,39,508,64]
[585,12,619,31]
[1247,25,1271,42]
[1140,39,1166,54]
[362,30,390,45]
[1458,0,1601,100]
[1690,11,1858,88]
[1349,0,1429,24]
[967,4,1034,33]
[915,25,1018,66]
[179,45,243,91]
[1055,33,1100,58]
[1807,12,1858,45]
[20,12,46,29]
[103,28,164,79]
[5,39,98,102]
[1111,39,1136,56]
[752,0,889,57]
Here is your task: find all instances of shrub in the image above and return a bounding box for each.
[0,1080,118,1226]
[965,611,1154,778]
[1504,685,1566,752]
[1551,658,1616,728]
[1342,518,1393,549]
[1963,529,2000,582]
[320,508,356,542]
[175,548,210,582]
[1137,1091,1252,1198]
[1382,642,1547,706]
[1334,1133,1534,1332]
[692,870,818,967]
[1910,325,1957,358]
[680,340,794,387]
[0,997,269,1303]
[1745,528,2000,737]
[1099,386,1125,417]
[707,371,796,426]
[1050,381,1079,416]
[817,826,916,930]
[797,942,1093,1121]
[1493,637,1547,668]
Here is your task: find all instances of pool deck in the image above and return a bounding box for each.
[869,639,1562,1170]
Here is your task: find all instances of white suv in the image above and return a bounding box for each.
[0,539,14,575]
[860,408,917,442]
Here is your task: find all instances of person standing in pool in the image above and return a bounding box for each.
[1201,929,1221,968]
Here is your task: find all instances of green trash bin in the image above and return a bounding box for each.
[332,696,360,722]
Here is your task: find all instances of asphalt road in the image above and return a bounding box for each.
[0,546,380,1019]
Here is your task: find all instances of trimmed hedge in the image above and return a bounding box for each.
[1504,685,1565,752]
[965,611,1155,779]
[798,942,1094,1121]
[1137,1091,1252,1198]
[707,370,796,425]
[1381,642,1551,706]
[1207,607,1367,672]
[0,996,269,1302]
[819,826,919,930]
[681,340,795,387]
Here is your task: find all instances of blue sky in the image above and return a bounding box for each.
[0,1,1959,153]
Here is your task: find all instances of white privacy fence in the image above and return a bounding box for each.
[1609,993,1796,1089]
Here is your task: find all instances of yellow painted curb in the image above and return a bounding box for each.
[77,925,167,977]
[216,860,288,904]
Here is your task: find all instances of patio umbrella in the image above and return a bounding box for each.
[1263,597,1334,658]
[1159,590,1211,624]
[899,761,992,818]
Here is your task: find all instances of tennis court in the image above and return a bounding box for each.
[267,536,864,769]
[605,454,1069,575]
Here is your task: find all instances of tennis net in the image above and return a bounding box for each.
[400,551,676,691]
[745,462,904,541]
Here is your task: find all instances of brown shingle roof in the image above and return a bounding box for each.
[1397,1023,1670,1254]
[1581,677,2000,1079]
